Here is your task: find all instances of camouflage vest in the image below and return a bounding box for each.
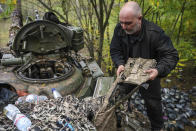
[121,57,157,85]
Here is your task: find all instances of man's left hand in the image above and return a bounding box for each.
[145,69,158,80]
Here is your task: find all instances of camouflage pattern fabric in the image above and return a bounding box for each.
[122,57,157,85]
[94,58,156,131]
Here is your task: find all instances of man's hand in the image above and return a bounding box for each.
[145,68,158,80]
[117,65,125,76]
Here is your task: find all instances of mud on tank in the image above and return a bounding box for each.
[0,18,105,98]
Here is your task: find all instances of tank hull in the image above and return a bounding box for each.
[0,66,84,97]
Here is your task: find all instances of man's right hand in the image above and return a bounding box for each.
[117,65,125,76]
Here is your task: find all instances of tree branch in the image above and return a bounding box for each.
[70,0,83,27]
[103,0,108,16]
[143,6,152,17]
[103,0,115,30]
[90,0,100,21]
[37,0,67,22]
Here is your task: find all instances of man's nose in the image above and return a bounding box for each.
[121,24,126,30]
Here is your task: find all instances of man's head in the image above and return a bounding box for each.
[119,1,142,35]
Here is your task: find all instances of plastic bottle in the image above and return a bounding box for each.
[25,94,48,104]
[3,104,21,120]
[52,88,62,99]
[14,113,32,131]
[15,94,48,104]
[15,96,27,105]
[4,104,31,131]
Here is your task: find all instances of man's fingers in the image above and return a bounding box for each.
[117,65,125,76]
[117,69,124,76]
[145,69,158,80]
[145,69,152,74]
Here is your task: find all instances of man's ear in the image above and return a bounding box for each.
[138,15,142,20]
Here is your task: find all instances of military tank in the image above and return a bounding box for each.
[0,11,105,98]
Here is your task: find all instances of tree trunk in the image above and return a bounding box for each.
[98,30,104,66]
[117,0,120,23]
[90,0,115,67]
[8,0,23,46]
[97,0,104,66]
[176,1,186,44]
[170,12,181,38]
[16,0,23,27]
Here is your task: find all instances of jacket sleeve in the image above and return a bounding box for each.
[110,25,125,67]
[154,31,179,77]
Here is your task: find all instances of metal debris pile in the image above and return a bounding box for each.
[1,86,195,130]
[0,95,104,131]
[0,94,152,131]
[129,87,196,130]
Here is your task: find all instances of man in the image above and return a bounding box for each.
[110,1,179,131]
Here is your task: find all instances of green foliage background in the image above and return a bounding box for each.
[0,0,196,76]
[0,0,15,18]
[101,0,196,76]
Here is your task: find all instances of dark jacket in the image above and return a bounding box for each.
[110,18,179,78]
[110,18,179,98]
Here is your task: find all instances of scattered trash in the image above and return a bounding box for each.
[0,95,102,130]
[16,90,29,97]
[15,94,48,104]
[0,88,17,102]
[15,96,26,105]
[3,104,31,131]
[25,94,48,104]
[52,88,62,99]
[3,104,21,120]
[0,86,195,130]
[0,88,18,111]
[14,113,32,131]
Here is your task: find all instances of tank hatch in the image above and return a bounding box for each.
[12,20,73,56]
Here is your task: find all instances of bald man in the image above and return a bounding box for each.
[110,1,179,131]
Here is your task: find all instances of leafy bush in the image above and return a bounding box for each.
[0,0,16,19]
